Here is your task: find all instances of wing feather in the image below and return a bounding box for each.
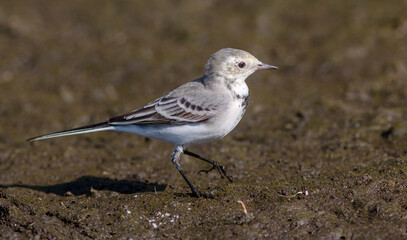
[109,96,215,126]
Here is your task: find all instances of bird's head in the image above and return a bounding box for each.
[204,48,277,81]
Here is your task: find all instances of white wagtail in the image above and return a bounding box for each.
[28,48,278,197]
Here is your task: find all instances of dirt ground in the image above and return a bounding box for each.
[1,0,407,239]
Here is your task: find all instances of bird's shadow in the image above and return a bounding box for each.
[0,176,166,196]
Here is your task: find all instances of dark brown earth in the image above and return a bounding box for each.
[1,0,407,239]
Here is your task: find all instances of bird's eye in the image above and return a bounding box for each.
[238,62,246,68]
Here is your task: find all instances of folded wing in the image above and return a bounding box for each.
[108,96,217,126]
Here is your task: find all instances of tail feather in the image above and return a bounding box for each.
[27,122,113,142]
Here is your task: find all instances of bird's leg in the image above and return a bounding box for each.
[171,147,202,197]
[183,149,233,182]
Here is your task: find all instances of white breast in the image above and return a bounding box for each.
[214,82,249,138]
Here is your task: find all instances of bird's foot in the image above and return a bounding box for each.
[191,190,214,198]
[197,161,233,182]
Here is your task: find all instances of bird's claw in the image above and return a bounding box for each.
[192,190,214,198]
[197,162,233,182]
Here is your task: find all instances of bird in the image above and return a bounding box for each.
[27,48,278,197]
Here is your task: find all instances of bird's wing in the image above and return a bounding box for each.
[108,82,222,126]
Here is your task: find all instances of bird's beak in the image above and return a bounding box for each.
[257,63,278,70]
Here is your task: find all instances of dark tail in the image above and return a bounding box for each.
[27,122,113,142]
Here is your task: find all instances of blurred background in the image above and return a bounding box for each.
[0,0,406,239]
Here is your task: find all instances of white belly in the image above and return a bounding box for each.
[113,123,220,147]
